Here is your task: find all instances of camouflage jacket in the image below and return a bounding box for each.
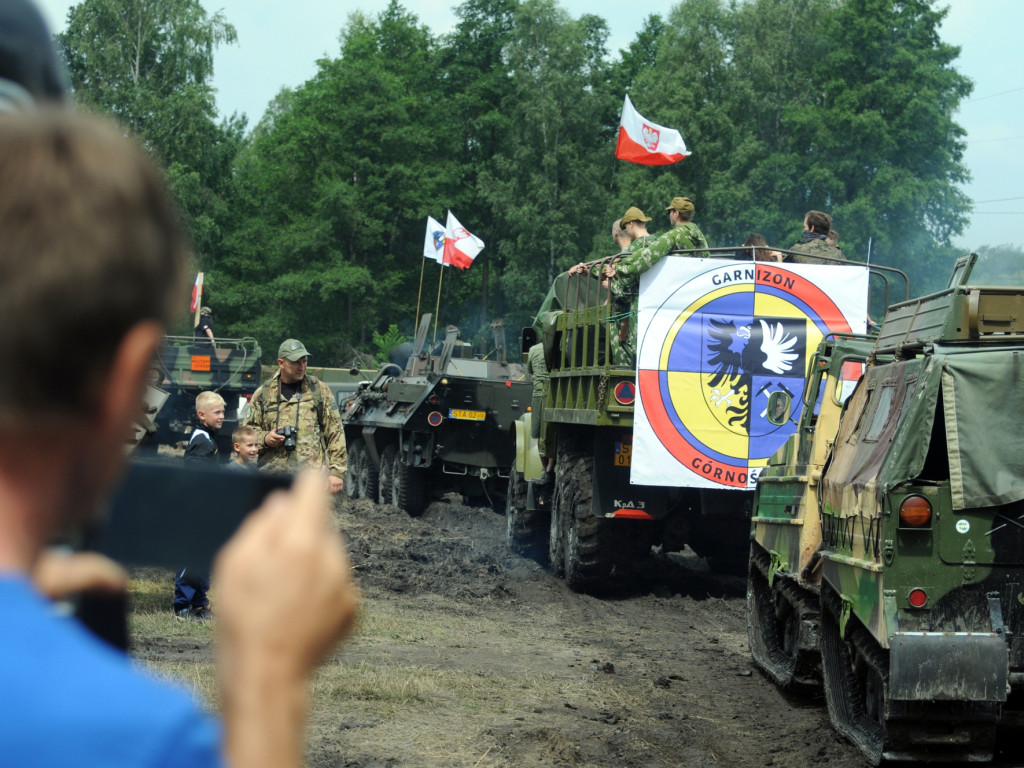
[245,371,347,478]
[787,237,845,265]
[526,343,549,398]
[626,234,657,252]
[613,222,709,299]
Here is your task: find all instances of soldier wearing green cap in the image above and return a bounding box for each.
[605,196,710,366]
[619,206,656,251]
[245,338,347,493]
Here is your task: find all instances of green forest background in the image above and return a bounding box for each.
[55,0,1024,366]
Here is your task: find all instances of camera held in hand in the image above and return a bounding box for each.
[277,425,298,451]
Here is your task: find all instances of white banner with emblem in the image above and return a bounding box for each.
[631,258,868,490]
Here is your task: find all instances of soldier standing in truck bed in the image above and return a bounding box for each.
[245,338,346,494]
[603,196,710,367]
[787,210,846,264]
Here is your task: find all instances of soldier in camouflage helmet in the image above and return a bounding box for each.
[245,338,347,493]
[605,196,710,367]
[787,210,846,264]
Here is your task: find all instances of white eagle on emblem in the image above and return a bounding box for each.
[758,319,799,374]
[641,123,660,151]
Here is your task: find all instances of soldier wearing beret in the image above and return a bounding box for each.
[245,338,347,494]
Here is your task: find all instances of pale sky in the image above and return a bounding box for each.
[35,0,1024,250]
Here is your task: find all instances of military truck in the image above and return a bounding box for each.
[749,253,1024,763]
[507,248,906,594]
[146,335,262,455]
[341,315,531,516]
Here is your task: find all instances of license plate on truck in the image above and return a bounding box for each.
[449,409,486,421]
[614,441,632,466]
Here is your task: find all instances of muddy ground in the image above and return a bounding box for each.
[132,494,1020,767]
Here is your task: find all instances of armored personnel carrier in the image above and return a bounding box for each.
[749,253,1024,763]
[146,335,262,455]
[341,315,531,516]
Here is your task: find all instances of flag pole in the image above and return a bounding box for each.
[433,265,445,346]
[414,257,427,338]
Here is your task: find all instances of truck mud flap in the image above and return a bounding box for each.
[889,633,1008,702]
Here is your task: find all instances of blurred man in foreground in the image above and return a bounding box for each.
[0,107,358,768]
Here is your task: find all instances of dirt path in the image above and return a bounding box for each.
[131,492,1024,766]
[284,495,866,768]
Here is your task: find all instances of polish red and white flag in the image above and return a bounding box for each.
[189,272,204,312]
[615,95,690,166]
[442,211,484,270]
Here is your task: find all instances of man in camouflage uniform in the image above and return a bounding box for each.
[620,206,656,251]
[245,338,346,494]
[606,196,710,367]
[787,210,846,264]
[526,342,555,483]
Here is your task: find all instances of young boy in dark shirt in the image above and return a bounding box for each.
[175,391,226,619]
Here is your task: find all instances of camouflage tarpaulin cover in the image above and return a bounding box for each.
[937,345,1024,509]
[829,344,1024,511]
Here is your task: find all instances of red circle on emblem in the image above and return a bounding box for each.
[427,411,443,427]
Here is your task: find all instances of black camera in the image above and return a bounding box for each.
[277,425,297,451]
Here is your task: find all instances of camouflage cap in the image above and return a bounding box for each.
[665,196,695,215]
[620,206,652,225]
[278,338,311,361]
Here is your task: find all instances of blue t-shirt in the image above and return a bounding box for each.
[0,575,222,768]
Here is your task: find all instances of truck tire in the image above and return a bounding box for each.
[392,450,426,517]
[356,444,379,501]
[377,444,396,506]
[345,441,364,500]
[506,467,547,562]
[563,453,615,594]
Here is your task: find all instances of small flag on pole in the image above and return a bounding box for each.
[615,95,690,166]
[423,216,447,264]
[190,272,204,312]
[442,211,484,270]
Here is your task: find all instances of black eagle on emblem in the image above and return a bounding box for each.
[705,318,799,431]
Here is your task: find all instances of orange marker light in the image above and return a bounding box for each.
[898,495,932,527]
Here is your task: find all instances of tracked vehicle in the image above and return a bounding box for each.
[342,315,530,516]
[749,253,1024,763]
[508,248,905,594]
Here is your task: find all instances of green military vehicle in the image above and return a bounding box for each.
[341,315,531,516]
[748,332,878,690]
[749,253,1024,763]
[507,247,905,594]
[147,335,262,455]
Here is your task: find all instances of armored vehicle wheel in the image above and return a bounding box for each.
[392,450,426,517]
[747,547,821,691]
[345,441,365,500]
[563,453,615,594]
[356,446,379,501]
[505,467,547,562]
[377,444,396,505]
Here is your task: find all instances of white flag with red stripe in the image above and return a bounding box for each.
[442,211,484,270]
[189,272,204,312]
[615,95,690,166]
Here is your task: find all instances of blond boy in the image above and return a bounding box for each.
[229,424,259,471]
